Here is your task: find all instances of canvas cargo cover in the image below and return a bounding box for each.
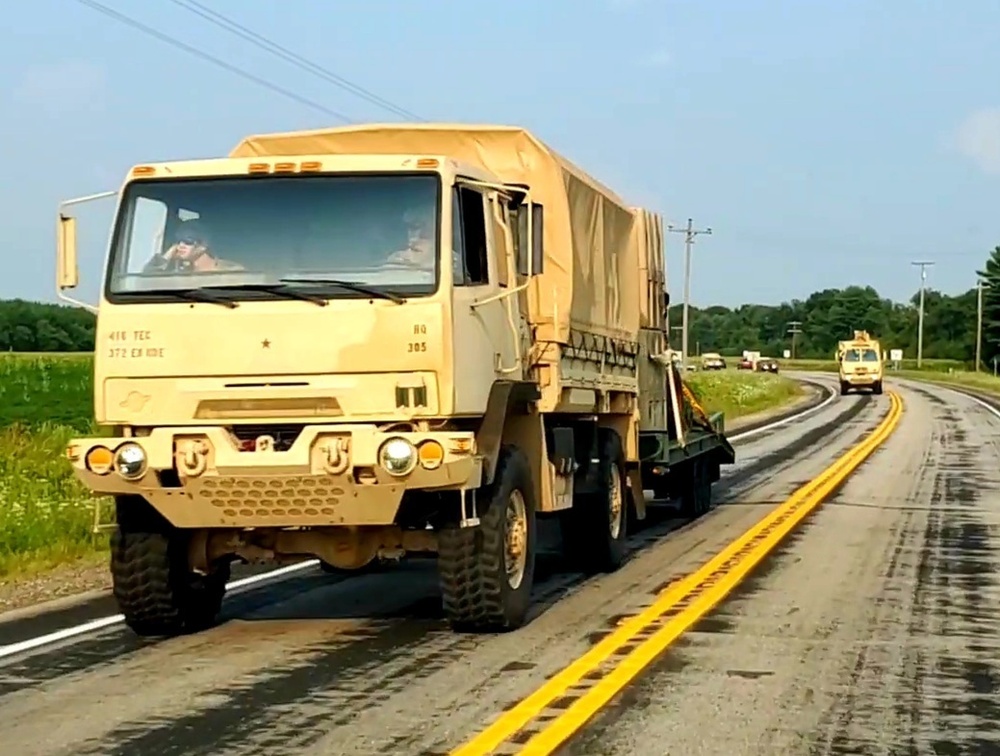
[630,207,667,330]
[229,123,641,343]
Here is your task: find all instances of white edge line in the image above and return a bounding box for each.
[0,559,320,660]
[728,378,837,442]
[932,383,1000,420]
[0,379,837,660]
[968,394,1000,419]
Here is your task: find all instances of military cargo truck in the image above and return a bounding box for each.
[836,330,884,395]
[55,123,735,636]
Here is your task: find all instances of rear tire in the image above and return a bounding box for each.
[560,428,629,574]
[438,445,536,632]
[679,458,713,518]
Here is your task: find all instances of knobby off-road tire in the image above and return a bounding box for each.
[873,381,884,395]
[438,445,537,632]
[111,497,230,637]
[560,428,629,574]
[678,457,713,518]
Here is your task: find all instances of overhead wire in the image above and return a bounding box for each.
[72,0,354,122]
[165,0,425,122]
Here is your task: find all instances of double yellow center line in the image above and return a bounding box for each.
[452,391,904,755]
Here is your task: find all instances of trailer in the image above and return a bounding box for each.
[55,122,735,637]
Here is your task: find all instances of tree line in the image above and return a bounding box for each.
[670,283,979,363]
[4,244,1000,365]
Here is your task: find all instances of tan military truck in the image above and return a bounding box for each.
[56,123,734,636]
[836,330,884,395]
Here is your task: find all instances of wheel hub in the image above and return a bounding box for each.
[504,490,528,590]
[608,466,623,539]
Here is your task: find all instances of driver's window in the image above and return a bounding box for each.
[455,186,489,287]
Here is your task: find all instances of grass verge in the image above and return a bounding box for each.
[0,355,105,583]
[684,368,805,421]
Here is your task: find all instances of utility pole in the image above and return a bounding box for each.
[911,260,934,369]
[787,321,803,359]
[668,218,713,369]
[977,278,990,372]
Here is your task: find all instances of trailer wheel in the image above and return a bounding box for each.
[111,528,229,637]
[438,444,536,632]
[679,458,713,518]
[560,428,629,574]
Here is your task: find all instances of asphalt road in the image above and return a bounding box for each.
[1,374,992,756]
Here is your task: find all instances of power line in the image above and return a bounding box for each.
[166,0,425,122]
[73,0,353,122]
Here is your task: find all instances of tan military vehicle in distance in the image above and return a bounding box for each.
[56,123,734,637]
[836,330,884,395]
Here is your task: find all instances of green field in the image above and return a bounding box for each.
[0,353,807,583]
[0,355,103,580]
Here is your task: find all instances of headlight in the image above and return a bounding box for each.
[378,437,417,476]
[113,442,148,480]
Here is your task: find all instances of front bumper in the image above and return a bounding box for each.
[66,425,481,529]
[844,373,880,386]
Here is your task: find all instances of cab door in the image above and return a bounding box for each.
[449,185,521,415]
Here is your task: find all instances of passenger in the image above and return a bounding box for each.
[144,219,244,273]
[387,206,465,282]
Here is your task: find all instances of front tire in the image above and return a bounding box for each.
[438,445,537,632]
[111,528,229,637]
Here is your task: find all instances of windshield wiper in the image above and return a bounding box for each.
[280,277,406,304]
[138,288,239,309]
[201,283,329,306]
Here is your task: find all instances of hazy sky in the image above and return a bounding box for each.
[2,0,998,308]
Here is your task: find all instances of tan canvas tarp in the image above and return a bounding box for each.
[630,208,667,330]
[229,123,641,344]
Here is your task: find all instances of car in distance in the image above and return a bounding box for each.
[700,352,726,370]
[756,357,779,373]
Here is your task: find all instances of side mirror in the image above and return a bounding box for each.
[516,202,545,277]
[57,213,79,290]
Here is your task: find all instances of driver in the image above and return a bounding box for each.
[144,219,244,273]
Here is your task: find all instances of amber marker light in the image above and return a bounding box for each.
[418,440,445,470]
[85,446,114,475]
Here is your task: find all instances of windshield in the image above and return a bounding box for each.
[842,348,879,362]
[105,173,441,301]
